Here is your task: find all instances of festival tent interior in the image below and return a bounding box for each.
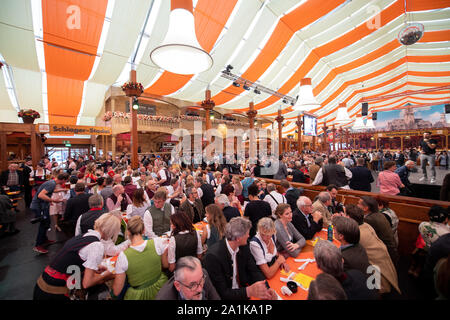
[0,0,449,137]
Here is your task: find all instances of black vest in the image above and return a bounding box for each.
[160,169,171,186]
[109,193,128,212]
[200,183,215,207]
[174,232,198,260]
[79,209,105,234]
[322,164,348,187]
[49,234,99,275]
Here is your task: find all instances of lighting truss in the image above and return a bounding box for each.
[221,66,297,105]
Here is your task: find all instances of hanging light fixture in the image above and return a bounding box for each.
[365,117,376,129]
[335,103,351,123]
[352,116,365,130]
[293,78,320,112]
[150,0,213,74]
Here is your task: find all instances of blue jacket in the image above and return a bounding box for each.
[395,165,410,185]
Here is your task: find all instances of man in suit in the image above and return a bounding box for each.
[195,177,215,208]
[292,196,323,240]
[215,194,240,222]
[203,217,277,300]
[281,179,303,212]
[312,192,333,227]
[273,155,288,180]
[61,182,91,237]
[349,158,374,192]
[332,216,371,275]
[180,186,205,224]
[358,196,399,266]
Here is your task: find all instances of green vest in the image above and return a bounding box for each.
[115,219,127,245]
[149,203,171,236]
[123,240,161,289]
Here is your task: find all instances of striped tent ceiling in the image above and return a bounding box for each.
[1,0,449,136]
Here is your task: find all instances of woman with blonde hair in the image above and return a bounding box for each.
[112,216,169,300]
[201,204,227,248]
[232,175,244,204]
[250,217,290,279]
[33,213,120,300]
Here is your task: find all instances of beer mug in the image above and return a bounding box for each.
[29,178,35,186]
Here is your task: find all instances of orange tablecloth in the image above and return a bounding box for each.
[265,230,340,300]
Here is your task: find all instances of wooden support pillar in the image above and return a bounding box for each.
[247,102,257,160]
[31,125,38,168]
[275,109,284,155]
[202,88,215,149]
[112,134,117,160]
[296,115,303,154]
[0,132,7,171]
[400,136,404,151]
[129,69,139,169]
[332,124,336,152]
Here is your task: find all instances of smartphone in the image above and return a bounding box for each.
[265,280,270,289]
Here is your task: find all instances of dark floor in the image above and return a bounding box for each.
[0,186,442,300]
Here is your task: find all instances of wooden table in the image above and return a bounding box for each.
[266,230,340,300]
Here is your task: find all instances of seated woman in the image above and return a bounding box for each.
[102,210,130,256]
[167,211,203,272]
[377,161,404,196]
[419,206,449,250]
[33,213,120,300]
[249,217,290,279]
[112,216,169,300]
[274,203,306,258]
[201,204,227,249]
[126,188,151,219]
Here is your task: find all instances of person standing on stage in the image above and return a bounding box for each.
[419,132,437,184]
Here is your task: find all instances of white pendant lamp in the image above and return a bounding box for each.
[293,78,320,112]
[150,0,213,75]
[365,118,376,129]
[352,116,365,130]
[335,103,351,123]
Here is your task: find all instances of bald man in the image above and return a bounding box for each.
[395,160,416,195]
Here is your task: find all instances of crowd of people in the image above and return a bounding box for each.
[0,142,449,300]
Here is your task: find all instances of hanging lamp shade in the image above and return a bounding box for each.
[150,0,213,75]
[335,103,351,123]
[352,116,365,130]
[365,118,376,129]
[293,78,320,112]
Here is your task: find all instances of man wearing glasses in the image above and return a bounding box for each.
[156,256,220,300]
[291,196,323,240]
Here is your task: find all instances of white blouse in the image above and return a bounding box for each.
[167,230,203,264]
[115,238,169,274]
[143,206,175,239]
[78,230,105,271]
[249,233,277,266]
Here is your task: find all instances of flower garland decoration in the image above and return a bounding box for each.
[18,109,40,119]
[102,111,113,122]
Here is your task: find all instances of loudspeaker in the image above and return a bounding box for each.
[445,104,450,114]
[372,112,377,121]
[362,103,368,116]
